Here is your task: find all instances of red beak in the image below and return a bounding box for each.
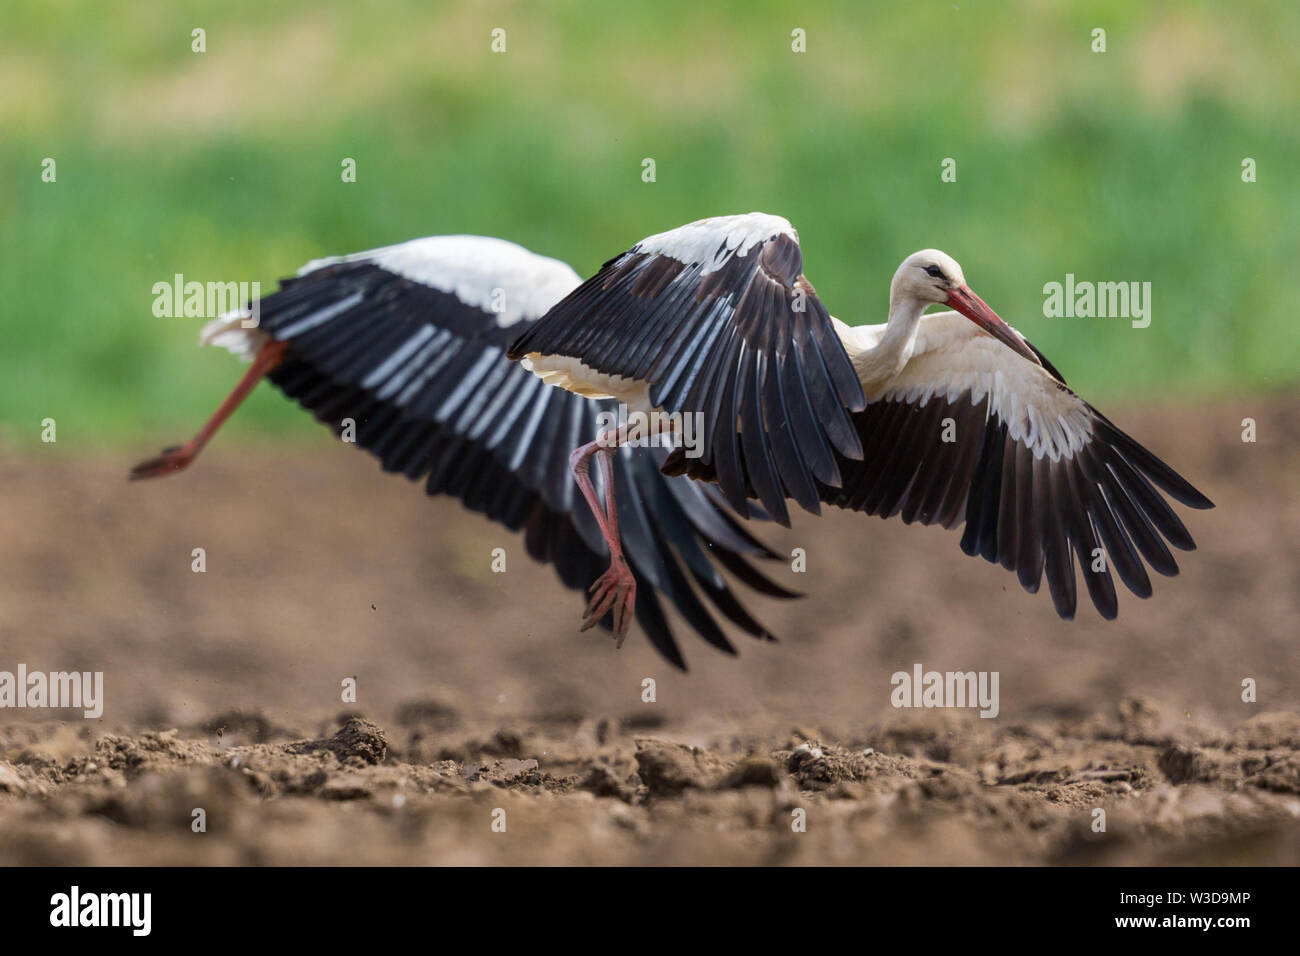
[947,285,1040,366]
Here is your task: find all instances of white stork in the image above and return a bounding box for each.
[130,235,798,670]
[508,212,1214,639]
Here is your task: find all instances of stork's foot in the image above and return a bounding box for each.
[581,556,637,646]
[129,443,197,480]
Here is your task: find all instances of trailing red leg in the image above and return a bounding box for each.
[129,339,288,480]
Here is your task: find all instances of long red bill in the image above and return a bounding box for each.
[946,285,1040,366]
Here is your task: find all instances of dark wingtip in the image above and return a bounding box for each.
[1152,554,1181,578]
[768,500,793,528]
[1091,411,1215,511]
[504,329,534,363]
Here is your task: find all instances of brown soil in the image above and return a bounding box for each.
[0,394,1297,865]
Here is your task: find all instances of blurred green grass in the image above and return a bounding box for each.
[1,0,1297,446]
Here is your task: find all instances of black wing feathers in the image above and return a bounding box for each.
[823,392,1212,620]
[663,375,1211,621]
[508,226,867,528]
[256,260,791,667]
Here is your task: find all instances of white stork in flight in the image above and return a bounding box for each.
[131,235,796,670]
[507,213,1213,639]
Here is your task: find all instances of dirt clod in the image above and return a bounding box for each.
[286,718,388,766]
[635,739,713,794]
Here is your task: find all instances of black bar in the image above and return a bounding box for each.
[0,866,1279,941]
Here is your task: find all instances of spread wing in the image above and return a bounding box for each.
[201,235,795,668]
[507,213,867,527]
[820,312,1214,619]
[660,310,1213,619]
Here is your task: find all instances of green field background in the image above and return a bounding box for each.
[1,0,1296,447]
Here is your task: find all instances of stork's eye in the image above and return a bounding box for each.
[923,265,945,280]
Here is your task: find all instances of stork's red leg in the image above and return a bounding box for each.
[129,339,288,480]
[570,417,680,645]
[570,429,637,644]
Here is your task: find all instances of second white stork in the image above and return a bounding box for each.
[508,212,1214,638]
[130,235,796,669]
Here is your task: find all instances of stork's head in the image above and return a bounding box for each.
[892,249,1039,365]
[891,249,965,306]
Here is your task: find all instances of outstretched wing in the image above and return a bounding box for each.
[507,213,867,527]
[819,312,1214,619]
[204,235,795,668]
[661,310,1213,619]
